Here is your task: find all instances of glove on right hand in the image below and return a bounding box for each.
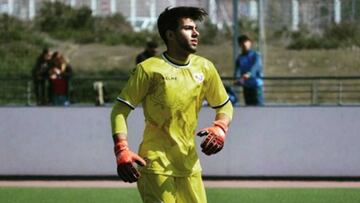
[114,138,146,183]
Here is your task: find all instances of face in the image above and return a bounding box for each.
[44,52,52,61]
[241,40,252,52]
[146,47,157,56]
[172,18,199,54]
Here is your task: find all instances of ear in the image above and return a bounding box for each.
[166,30,175,41]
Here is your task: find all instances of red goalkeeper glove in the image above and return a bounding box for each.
[114,138,146,183]
[197,120,228,155]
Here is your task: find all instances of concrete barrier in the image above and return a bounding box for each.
[1,106,360,177]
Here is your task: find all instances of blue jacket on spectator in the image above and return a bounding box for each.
[234,50,263,88]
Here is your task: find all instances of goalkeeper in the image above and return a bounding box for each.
[111,6,233,203]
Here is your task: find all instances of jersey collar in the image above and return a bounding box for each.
[162,52,191,68]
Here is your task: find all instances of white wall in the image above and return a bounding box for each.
[1,106,360,177]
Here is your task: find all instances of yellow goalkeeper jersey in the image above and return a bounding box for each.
[117,53,229,176]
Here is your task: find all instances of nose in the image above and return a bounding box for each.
[192,28,199,37]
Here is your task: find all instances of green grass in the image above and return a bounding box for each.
[1,187,360,203]
[206,188,360,203]
[0,187,140,203]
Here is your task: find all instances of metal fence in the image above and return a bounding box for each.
[1,76,360,106]
[227,76,360,105]
[1,0,358,29]
[1,0,359,80]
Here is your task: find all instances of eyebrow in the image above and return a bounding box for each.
[181,25,197,29]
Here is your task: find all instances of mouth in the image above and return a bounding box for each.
[191,39,198,46]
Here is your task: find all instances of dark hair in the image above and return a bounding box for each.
[42,47,50,54]
[51,51,60,60]
[237,34,251,44]
[146,41,158,48]
[157,7,208,44]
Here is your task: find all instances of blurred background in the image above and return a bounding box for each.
[0,0,360,106]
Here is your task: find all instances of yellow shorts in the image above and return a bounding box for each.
[137,172,207,203]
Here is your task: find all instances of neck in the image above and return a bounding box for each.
[242,49,250,54]
[164,50,191,65]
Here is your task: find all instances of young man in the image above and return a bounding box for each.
[234,34,264,106]
[111,7,233,203]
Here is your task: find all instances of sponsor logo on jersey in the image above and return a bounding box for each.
[193,72,204,83]
[164,76,177,80]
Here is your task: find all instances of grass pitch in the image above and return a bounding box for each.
[1,187,360,203]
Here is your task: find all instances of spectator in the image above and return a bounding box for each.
[48,52,72,106]
[135,41,158,64]
[32,48,51,105]
[234,34,264,106]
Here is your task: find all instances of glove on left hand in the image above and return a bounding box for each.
[196,120,228,155]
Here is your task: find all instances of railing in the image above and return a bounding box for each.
[1,76,360,106]
[223,76,360,106]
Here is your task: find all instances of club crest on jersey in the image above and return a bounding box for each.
[193,72,204,83]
